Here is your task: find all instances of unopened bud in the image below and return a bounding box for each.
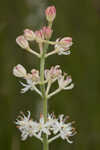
[60,37,72,48]
[31,69,40,81]
[45,6,56,22]
[24,29,36,41]
[13,64,27,77]
[16,36,29,49]
[35,30,44,43]
[42,26,53,39]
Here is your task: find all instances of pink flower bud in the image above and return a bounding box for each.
[35,30,44,43]
[42,26,53,39]
[24,29,36,41]
[45,6,56,22]
[60,37,72,48]
[13,64,27,77]
[16,36,29,49]
[31,69,40,82]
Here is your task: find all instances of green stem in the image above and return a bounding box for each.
[40,44,49,150]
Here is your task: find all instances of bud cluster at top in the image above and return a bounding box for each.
[15,6,72,57]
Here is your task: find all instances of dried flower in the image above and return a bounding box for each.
[16,35,29,49]
[13,64,27,78]
[24,29,36,41]
[45,6,56,22]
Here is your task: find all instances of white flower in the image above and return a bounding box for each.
[55,37,72,55]
[36,114,51,138]
[15,111,38,140]
[58,75,74,90]
[20,78,38,93]
[58,115,76,143]
[15,112,76,143]
[13,64,27,78]
[45,65,62,82]
[13,67,41,94]
[50,114,76,143]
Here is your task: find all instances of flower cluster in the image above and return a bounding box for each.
[15,6,72,58]
[13,64,41,94]
[15,111,76,143]
[13,64,74,97]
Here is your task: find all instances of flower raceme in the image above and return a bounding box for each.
[15,111,76,143]
[14,5,77,146]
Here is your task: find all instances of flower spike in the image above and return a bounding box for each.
[14,5,77,147]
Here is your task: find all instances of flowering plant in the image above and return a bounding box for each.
[13,6,77,150]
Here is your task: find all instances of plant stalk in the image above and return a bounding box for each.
[40,43,49,150]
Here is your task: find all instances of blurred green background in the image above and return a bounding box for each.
[0,0,100,150]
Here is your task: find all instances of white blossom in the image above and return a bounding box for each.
[15,112,76,143]
[56,115,76,143]
[15,111,39,140]
[55,37,72,55]
[58,75,74,90]
[20,78,41,95]
[13,66,41,94]
[20,79,34,93]
[45,65,62,82]
[36,114,51,138]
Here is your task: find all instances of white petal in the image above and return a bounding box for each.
[64,83,74,90]
[66,137,73,144]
